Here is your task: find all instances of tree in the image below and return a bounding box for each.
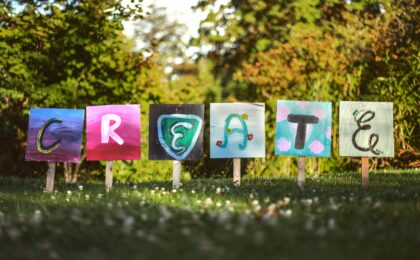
[134,3,188,68]
[0,0,165,179]
[195,0,419,173]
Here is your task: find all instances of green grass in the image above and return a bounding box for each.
[1,172,420,259]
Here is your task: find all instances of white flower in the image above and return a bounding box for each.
[215,187,221,194]
[251,200,259,206]
[301,199,313,207]
[268,203,276,211]
[66,190,72,196]
[204,198,213,207]
[373,201,383,209]
[216,202,222,207]
[78,185,83,191]
[123,216,135,228]
[97,194,103,199]
[191,190,196,194]
[279,209,292,218]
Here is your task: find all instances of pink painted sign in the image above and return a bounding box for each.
[86,105,141,161]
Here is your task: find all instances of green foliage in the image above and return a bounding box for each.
[195,0,419,175]
[0,0,165,175]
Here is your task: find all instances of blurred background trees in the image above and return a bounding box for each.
[193,0,419,176]
[0,0,418,180]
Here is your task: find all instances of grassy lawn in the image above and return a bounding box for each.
[1,172,420,259]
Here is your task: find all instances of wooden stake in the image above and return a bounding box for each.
[233,158,241,186]
[361,157,369,187]
[173,160,181,189]
[297,157,305,190]
[105,161,113,191]
[45,162,56,193]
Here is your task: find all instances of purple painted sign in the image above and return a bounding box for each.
[25,108,85,162]
[86,105,141,161]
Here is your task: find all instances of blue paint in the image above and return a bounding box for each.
[275,101,332,157]
[219,113,249,150]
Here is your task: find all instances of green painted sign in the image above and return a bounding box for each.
[157,114,203,160]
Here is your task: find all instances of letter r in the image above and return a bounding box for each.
[101,114,124,145]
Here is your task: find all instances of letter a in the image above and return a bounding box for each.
[101,114,124,145]
[220,114,249,150]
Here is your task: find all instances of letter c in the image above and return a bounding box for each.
[37,118,62,154]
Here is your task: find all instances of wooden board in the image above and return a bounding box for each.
[86,105,141,161]
[275,100,332,157]
[149,104,204,160]
[210,103,265,158]
[339,101,394,157]
[25,108,85,162]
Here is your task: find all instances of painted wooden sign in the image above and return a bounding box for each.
[25,108,85,162]
[210,103,265,158]
[86,105,141,161]
[275,101,332,157]
[339,101,394,157]
[149,104,204,160]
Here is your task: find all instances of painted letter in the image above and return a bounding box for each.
[351,110,379,155]
[37,118,62,154]
[287,114,319,149]
[101,114,124,145]
[170,122,193,153]
[220,114,249,150]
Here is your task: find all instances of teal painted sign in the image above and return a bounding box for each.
[275,100,332,157]
[157,114,202,160]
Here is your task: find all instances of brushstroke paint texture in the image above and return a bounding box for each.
[25,108,84,162]
[275,100,332,157]
[86,105,141,161]
[339,101,394,157]
[210,103,265,158]
[149,104,204,160]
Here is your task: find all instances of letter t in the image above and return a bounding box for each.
[287,114,319,149]
[101,114,124,145]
